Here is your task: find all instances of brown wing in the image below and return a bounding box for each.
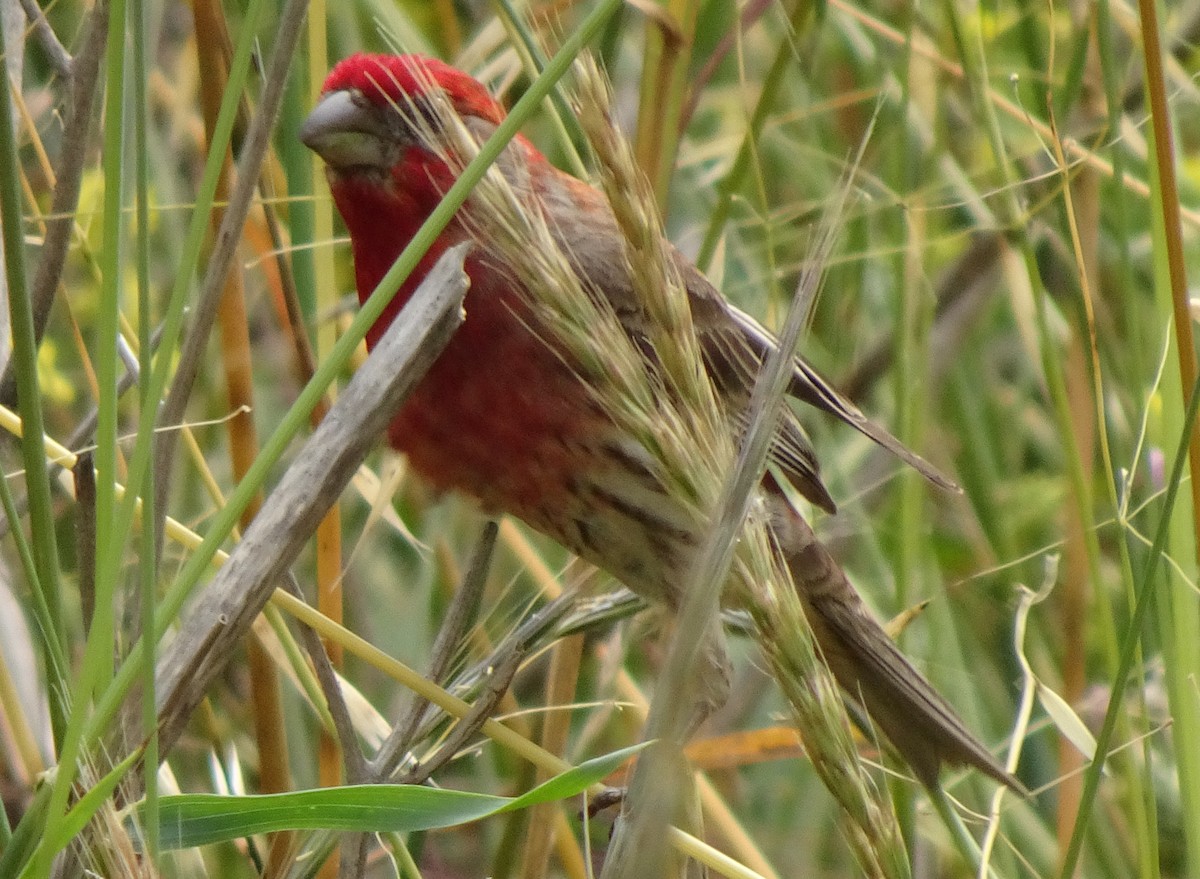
[681,269,837,512]
[681,261,960,499]
[538,167,956,508]
[765,480,1026,792]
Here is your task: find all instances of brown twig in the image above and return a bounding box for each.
[281,572,366,784]
[397,592,577,786]
[369,521,498,779]
[0,0,108,407]
[72,451,96,634]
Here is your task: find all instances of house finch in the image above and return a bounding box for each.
[301,53,1021,792]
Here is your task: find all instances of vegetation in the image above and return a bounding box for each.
[0,0,1195,876]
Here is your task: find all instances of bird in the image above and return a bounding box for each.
[300,51,1022,793]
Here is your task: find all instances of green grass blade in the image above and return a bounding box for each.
[142,743,644,850]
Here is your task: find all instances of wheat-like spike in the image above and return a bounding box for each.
[571,55,719,420]
[376,62,729,528]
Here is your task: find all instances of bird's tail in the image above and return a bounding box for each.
[764,481,1026,794]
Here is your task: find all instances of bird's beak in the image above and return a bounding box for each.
[300,90,395,171]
